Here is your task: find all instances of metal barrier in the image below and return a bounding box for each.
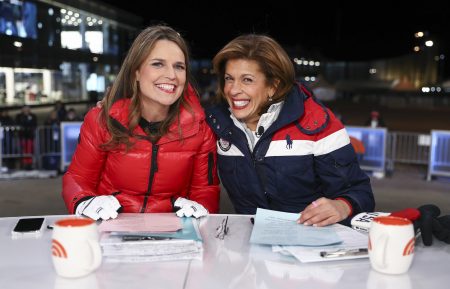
[386,131,430,173]
[60,122,82,172]
[344,128,428,175]
[0,125,37,169]
[427,130,450,180]
[346,126,387,173]
[0,124,81,172]
[36,125,61,170]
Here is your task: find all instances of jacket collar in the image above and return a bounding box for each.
[264,84,306,136]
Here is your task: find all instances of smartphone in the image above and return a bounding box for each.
[12,218,45,235]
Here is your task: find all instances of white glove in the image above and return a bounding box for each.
[75,195,121,221]
[174,197,208,218]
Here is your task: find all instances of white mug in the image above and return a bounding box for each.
[51,217,102,278]
[368,216,415,274]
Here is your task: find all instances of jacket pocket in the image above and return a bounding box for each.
[328,144,358,186]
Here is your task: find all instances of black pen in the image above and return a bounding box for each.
[121,235,173,242]
[320,248,368,258]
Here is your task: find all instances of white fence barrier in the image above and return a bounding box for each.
[427,130,450,180]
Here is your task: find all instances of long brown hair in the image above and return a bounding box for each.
[101,25,192,149]
[212,34,295,114]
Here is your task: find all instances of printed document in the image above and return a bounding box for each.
[249,208,342,246]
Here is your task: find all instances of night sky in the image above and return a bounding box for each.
[104,0,450,61]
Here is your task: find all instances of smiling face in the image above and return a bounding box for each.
[223,59,276,130]
[136,39,186,120]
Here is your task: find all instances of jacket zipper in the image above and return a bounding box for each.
[140,144,159,213]
[243,141,255,167]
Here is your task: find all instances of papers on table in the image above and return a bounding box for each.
[99,214,203,263]
[249,208,342,246]
[249,208,369,263]
[109,216,202,242]
[101,236,203,263]
[274,224,368,262]
[98,213,182,233]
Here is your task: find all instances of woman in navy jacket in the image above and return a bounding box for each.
[206,34,374,226]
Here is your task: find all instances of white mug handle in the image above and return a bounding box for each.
[373,234,388,269]
[85,239,102,271]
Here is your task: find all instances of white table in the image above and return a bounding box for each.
[0,214,449,289]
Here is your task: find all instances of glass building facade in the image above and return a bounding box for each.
[0,0,142,106]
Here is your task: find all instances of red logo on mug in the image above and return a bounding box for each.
[403,237,415,256]
[52,239,68,258]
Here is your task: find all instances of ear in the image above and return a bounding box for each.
[269,79,280,96]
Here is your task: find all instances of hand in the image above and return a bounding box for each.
[75,195,121,221]
[297,197,351,227]
[174,197,208,218]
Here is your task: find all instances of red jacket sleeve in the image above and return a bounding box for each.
[188,120,220,213]
[62,108,108,213]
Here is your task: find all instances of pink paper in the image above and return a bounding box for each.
[98,213,182,232]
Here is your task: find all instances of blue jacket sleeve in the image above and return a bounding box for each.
[314,143,375,223]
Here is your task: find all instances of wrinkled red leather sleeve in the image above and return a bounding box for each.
[62,108,108,213]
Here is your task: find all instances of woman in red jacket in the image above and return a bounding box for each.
[62,25,220,221]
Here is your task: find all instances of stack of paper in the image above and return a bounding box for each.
[100,235,202,262]
[99,213,203,263]
[250,208,368,263]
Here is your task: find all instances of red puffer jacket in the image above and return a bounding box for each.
[62,89,220,214]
